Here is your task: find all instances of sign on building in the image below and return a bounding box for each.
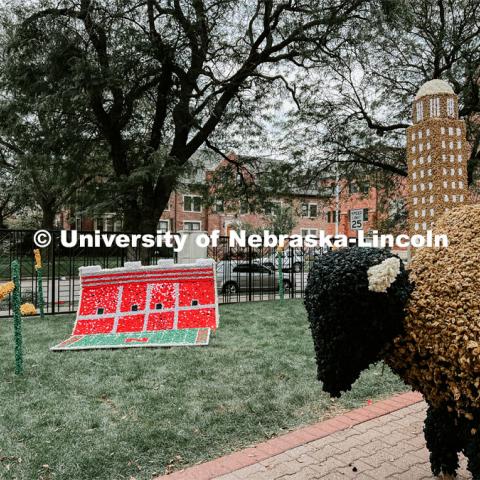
[350,209,364,230]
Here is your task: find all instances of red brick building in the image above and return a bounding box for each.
[155,180,379,239]
[63,151,396,239]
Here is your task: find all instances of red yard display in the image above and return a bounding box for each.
[51,259,219,351]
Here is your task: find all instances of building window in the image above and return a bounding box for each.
[184,221,201,231]
[429,97,440,117]
[132,304,138,312]
[75,215,82,231]
[416,101,423,121]
[214,199,224,213]
[301,229,317,236]
[301,203,317,217]
[349,183,359,194]
[264,201,281,216]
[447,98,455,117]
[327,211,339,223]
[97,307,104,315]
[183,195,202,212]
[191,299,199,306]
[104,216,114,232]
[349,182,369,195]
[155,303,163,310]
[94,214,115,232]
[158,220,170,233]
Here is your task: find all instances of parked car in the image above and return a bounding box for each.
[258,249,305,273]
[216,261,294,294]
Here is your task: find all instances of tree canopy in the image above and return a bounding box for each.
[0,0,478,231]
[284,0,480,187]
[1,0,368,232]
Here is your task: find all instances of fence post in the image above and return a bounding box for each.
[51,233,56,315]
[248,245,252,302]
[289,247,294,298]
[277,246,284,301]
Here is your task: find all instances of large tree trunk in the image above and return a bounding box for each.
[122,180,173,264]
[0,210,6,229]
[41,205,56,229]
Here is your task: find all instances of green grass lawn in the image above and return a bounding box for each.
[0,300,408,480]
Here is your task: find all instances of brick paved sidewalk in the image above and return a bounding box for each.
[157,392,471,480]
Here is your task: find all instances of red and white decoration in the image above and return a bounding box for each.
[74,259,219,335]
[51,259,219,351]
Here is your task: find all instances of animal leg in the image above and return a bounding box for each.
[464,430,480,480]
[424,404,461,478]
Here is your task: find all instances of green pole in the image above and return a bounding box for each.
[37,267,45,319]
[277,248,284,301]
[11,260,23,375]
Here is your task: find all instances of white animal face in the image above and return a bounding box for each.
[367,257,401,293]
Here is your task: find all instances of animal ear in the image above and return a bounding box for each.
[367,257,401,293]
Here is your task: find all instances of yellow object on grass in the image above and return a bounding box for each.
[20,303,37,316]
[0,281,15,301]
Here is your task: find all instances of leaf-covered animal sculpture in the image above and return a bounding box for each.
[305,205,480,479]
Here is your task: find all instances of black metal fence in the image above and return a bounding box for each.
[210,237,323,303]
[0,229,323,317]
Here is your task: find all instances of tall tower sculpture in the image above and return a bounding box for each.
[407,79,470,235]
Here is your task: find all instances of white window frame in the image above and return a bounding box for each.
[416,101,423,121]
[447,98,455,117]
[104,215,114,232]
[158,219,170,233]
[308,203,318,217]
[429,97,440,117]
[113,219,122,232]
[184,221,201,231]
[94,213,115,232]
[183,195,202,213]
